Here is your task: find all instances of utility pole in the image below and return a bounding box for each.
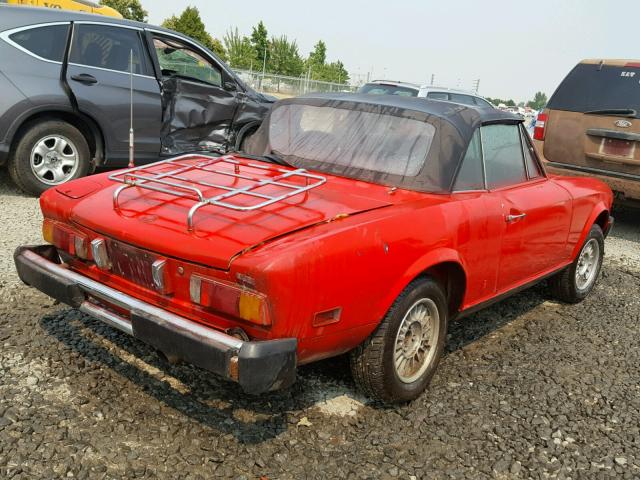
[260,45,267,91]
[262,45,267,76]
[472,78,480,93]
[430,73,435,86]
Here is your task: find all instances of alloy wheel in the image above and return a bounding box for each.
[30,135,79,185]
[393,298,440,383]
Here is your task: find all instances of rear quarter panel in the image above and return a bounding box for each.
[0,35,73,147]
[232,193,504,364]
[551,175,613,257]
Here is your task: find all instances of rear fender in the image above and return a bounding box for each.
[375,247,466,321]
[6,108,105,166]
[571,202,610,258]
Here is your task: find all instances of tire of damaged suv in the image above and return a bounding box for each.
[9,120,91,196]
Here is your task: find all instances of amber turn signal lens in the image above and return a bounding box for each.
[42,219,55,245]
[238,290,269,326]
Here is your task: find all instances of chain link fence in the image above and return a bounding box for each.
[233,69,358,98]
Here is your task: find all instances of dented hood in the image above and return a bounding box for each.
[68,158,396,269]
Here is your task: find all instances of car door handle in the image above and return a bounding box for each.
[70,74,98,85]
[506,213,527,223]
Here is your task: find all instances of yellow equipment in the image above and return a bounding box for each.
[3,0,124,18]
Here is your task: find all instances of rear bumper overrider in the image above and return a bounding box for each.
[13,245,297,394]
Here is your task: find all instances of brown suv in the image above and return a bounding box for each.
[533,59,640,205]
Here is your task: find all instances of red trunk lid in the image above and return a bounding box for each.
[67,156,396,269]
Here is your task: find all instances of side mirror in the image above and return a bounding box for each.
[224,81,238,92]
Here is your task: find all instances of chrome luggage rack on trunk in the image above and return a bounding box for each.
[109,154,327,231]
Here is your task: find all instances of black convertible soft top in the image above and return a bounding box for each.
[244,93,521,193]
[296,92,521,126]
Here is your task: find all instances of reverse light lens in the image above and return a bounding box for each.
[190,275,271,326]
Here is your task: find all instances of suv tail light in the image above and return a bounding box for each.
[533,112,548,141]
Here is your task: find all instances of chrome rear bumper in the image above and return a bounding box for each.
[14,245,297,394]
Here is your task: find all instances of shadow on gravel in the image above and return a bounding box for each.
[610,204,640,243]
[38,282,549,443]
[39,309,355,444]
[447,282,548,353]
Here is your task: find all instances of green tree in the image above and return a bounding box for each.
[251,21,269,68]
[223,28,255,70]
[527,91,548,110]
[268,36,304,77]
[316,61,349,84]
[100,0,147,21]
[307,40,327,70]
[162,7,226,60]
[303,40,349,84]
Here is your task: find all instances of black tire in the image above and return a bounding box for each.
[350,277,448,404]
[549,224,604,304]
[8,120,91,196]
[234,123,259,152]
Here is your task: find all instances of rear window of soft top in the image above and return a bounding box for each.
[547,63,640,118]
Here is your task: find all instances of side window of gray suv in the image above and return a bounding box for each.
[8,24,69,62]
[69,24,153,76]
[153,36,223,87]
[449,93,476,106]
[426,92,448,100]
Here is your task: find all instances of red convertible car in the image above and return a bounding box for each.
[14,94,614,403]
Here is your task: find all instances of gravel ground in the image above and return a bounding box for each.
[1,170,639,479]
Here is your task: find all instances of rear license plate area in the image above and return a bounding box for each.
[600,138,635,158]
[106,240,156,290]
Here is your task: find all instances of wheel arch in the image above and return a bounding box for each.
[9,109,106,169]
[422,261,467,319]
[233,120,261,152]
[594,209,610,233]
[571,203,610,259]
[380,248,468,321]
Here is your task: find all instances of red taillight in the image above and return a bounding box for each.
[42,219,89,259]
[533,112,548,141]
[190,275,271,326]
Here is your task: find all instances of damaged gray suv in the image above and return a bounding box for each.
[0,6,274,195]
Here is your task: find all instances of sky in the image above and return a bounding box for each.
[144,0,640,103]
